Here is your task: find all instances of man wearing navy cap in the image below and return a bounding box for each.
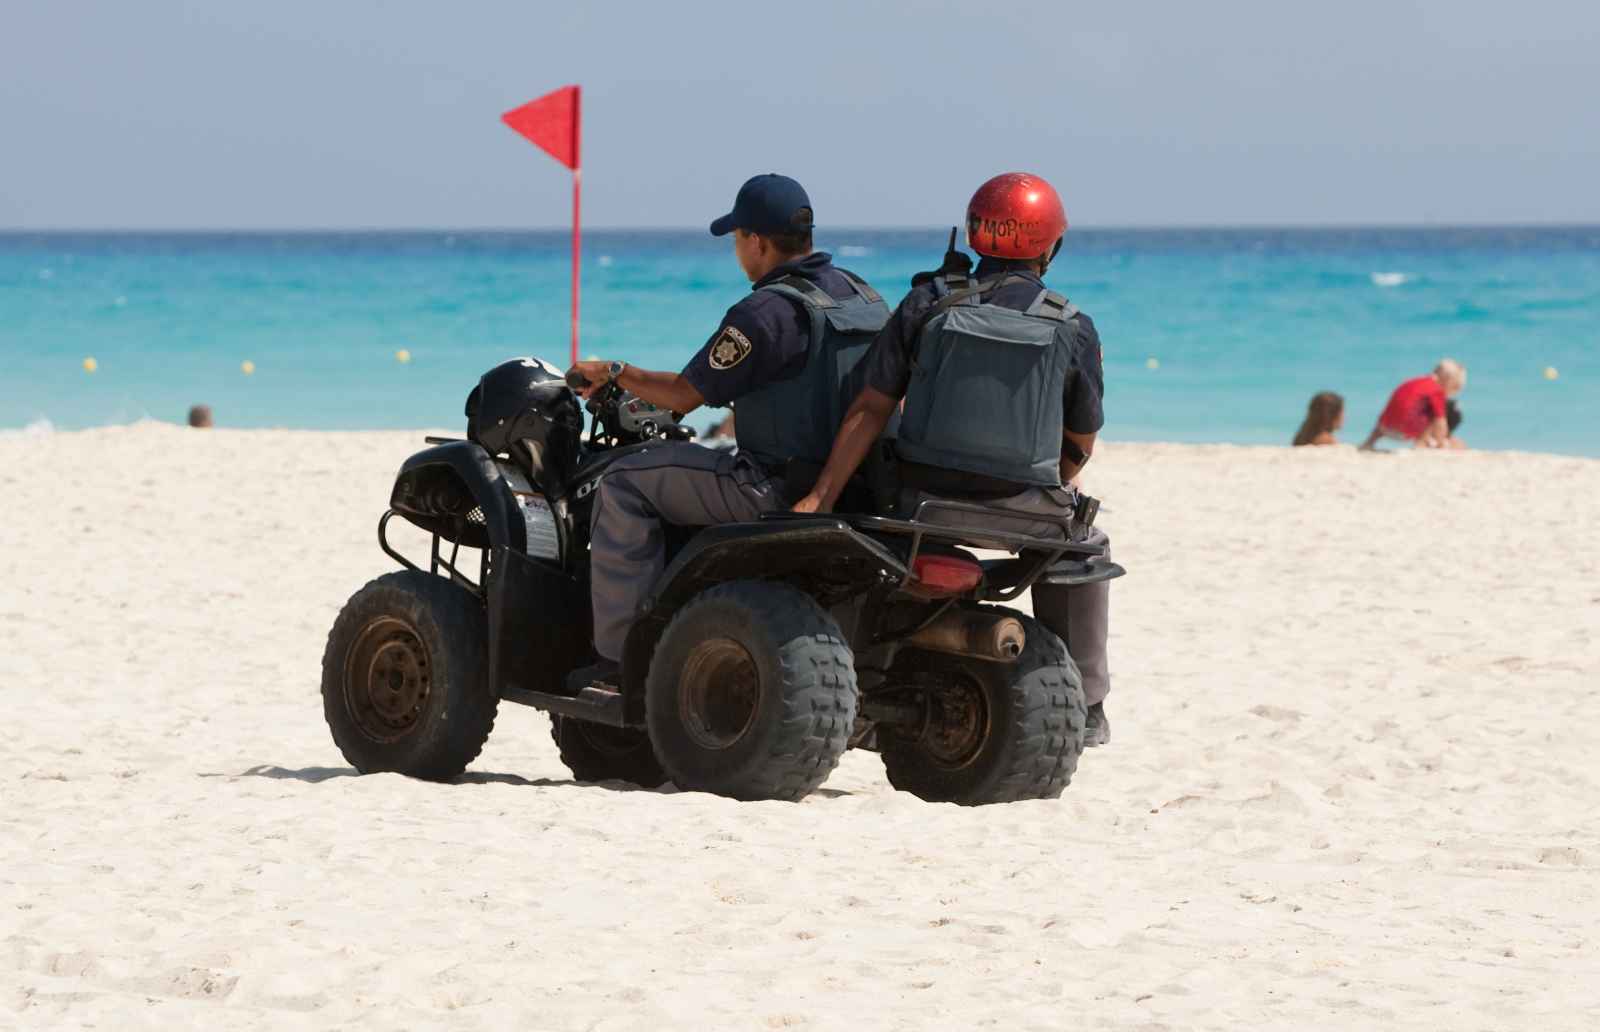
[565,174,888,692]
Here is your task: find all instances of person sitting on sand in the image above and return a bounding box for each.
[1292,391,1343,446]
[1359,359,1467,450]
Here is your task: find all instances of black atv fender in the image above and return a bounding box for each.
[618,517,905,724]
[389,441,527,554]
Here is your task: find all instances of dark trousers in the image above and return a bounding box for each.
[587,443,781,661]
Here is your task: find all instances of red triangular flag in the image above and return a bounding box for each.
[501,85,580,170]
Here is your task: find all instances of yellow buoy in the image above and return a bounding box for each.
[395,348,411,364]
[1543,366,1559,381]
[1146,357,1160,370]
[82,356,98,373]
[241,360,256,375]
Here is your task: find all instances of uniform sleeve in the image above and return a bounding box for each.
[861,286,936,400]
[1063,313,1106,435]
[680,294,804,408]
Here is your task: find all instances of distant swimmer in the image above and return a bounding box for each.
[1292,391,1345,446]
[1359,359,1467,451]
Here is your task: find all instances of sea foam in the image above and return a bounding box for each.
[1371,271,1410,287]
[0,418,55,438]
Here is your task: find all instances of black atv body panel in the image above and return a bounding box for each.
[486,545,590,700]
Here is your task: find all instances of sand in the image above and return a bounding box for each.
[3,423,1598,1030]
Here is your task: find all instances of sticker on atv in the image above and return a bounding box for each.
[497,462,562,560]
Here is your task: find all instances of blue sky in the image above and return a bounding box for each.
[3,1,1597,228]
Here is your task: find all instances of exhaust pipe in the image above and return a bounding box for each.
[903,610,1026,662]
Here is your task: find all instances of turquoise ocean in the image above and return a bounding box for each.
[2,228,1595,455]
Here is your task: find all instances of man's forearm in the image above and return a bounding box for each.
[617,366,704,415]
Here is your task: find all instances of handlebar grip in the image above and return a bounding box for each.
[565,369,592,391]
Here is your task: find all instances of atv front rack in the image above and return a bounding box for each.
[378,509,488,596]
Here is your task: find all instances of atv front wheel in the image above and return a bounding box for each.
[549,716,668,787]
[880,611,1085,804]
[321,571,497,781]
[645,581,857,801]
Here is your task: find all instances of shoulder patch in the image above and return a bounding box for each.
[708,325,753,370]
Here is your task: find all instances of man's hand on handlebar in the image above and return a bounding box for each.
[566,360,615,400]
[791,492,832,514]
[568,361,707,418]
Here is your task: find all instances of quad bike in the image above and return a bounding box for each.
[322,357,1124,804]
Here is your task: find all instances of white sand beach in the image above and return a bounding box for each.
[3,423,1597,1030]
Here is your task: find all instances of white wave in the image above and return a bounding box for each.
[597,255,615,268]
[0,418,55,438]
[1371,271,1410,288]
[837,245,872,257]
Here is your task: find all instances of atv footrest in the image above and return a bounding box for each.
[500,684,628,727]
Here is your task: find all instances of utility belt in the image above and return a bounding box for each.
[896,460,1030,501]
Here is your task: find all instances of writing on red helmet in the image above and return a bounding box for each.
[965,173,1068,260]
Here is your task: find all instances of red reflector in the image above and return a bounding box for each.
[910,554,983,596]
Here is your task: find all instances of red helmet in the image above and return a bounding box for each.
[965,173,1068,260]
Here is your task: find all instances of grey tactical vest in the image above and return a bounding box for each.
[735,269,890,469]
[896,272,1079,487]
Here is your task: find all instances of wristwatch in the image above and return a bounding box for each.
[606,360,626,383]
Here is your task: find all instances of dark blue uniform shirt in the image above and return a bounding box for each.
[859,256,1105,435]
[681,252,859,408]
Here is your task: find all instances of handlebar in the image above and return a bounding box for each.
[563,364,693,444]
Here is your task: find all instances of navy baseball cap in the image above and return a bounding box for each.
[709,174,814,237]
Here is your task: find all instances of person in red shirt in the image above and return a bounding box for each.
[1359,359,1467,450]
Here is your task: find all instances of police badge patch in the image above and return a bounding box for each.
[708,325,753,370]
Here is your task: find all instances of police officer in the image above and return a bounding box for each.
[793,172,1115,746]
[565,173,888,692]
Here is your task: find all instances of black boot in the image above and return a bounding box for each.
[565,659,622,695]
[1084,702,1110,747]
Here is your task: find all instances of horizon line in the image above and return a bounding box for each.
[4,220,1600,235]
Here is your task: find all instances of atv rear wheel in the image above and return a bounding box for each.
[322,571,496,781]
[645,581,856,801]
[549,716,668,787]
[880,611,1084,804]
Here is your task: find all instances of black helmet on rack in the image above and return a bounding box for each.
[465,357,582,464]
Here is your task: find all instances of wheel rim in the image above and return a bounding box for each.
[677,638,760,750]
[344,616,431,743]
[916,674,990,770]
